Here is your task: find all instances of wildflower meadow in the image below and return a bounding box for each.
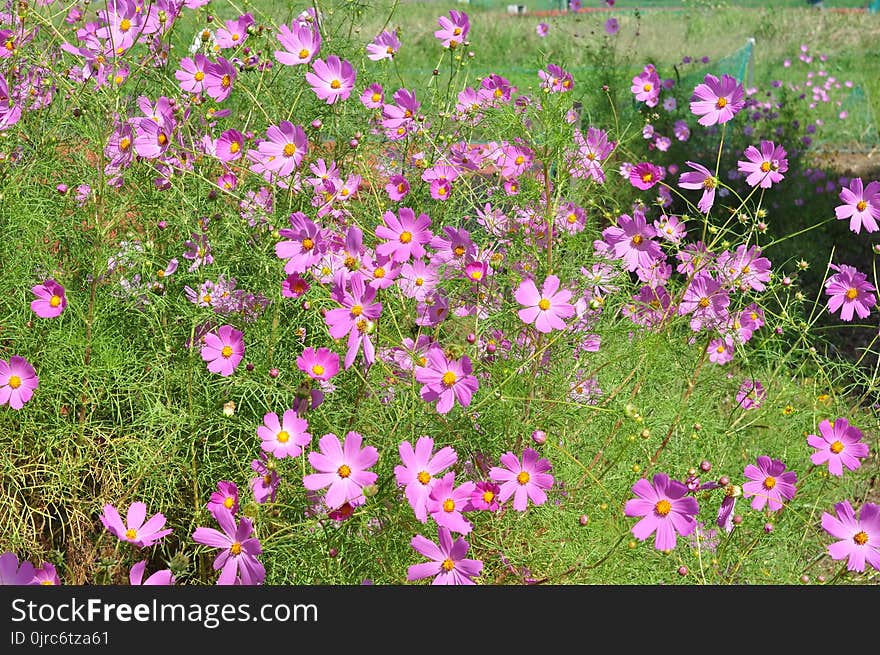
[1,0,880,592]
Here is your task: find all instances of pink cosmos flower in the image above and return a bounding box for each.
[305,56,356,104]
[215,129,244,163]
[624,472,699,551]
[129,560,175,586]
[742,455,797,511]
[0,356,38,410]
[737,141,788,189]
[201,325,244,377]
[407,526,483,585]
[434,10,470,49]
[807,418,869,477]
[514,274,575,333]
[0,552,36,585]
[31,279,66,318]
[32,562,60,586]
[825,263,876,322]
[414,346,479,414]
[678,272,730,331]
[707,335,735,365]
[539,63,573,93]
[366,29,400,61]
[192,508,265,585]
[736,378,765,410]
[361,82,384,109]
[296,347,340,382]
[470,481,502,512]
[426,471,476,534]
[207,481,239,520]
[275,212,326,275]
[203,56,236,102]
[253,121,308,178]
[601,211,664,272]
[250,453,280,505]
[100,502,172,547]
[258,409,311,459]
[303,431,379,510]
[395,436,458,523]
[678,161,719,213]
[385,174,409,201]
[632,64,661,107]
[275,21,321,66]
[690,73,745,126]
[214,13,253,49]
[821,500,880,573]
[323,272,382,369]
[571,126,614,183]
[536,23,549,37]
[629,162,664,190]
[834,177,880,234]
[489,448,554,512]
[175,54,209,94]
[375,207,433,262]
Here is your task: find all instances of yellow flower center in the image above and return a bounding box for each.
[641,172,654,183]
[399,231,413,244]
[442,371,457,386]
[703,177,717,189]
[453,27,462,36]
[417,471,431,485]
[482,490,495,503]
[760,161,772,173]
[221,346,233,358]
[853,531,868,546]
[298,48,310,59]
[299,237,313,251]
[515,155,525,165]
[716,97,728,109]
[356,319,368,333]
[351,304,363,317]
[120,137,131,150]
[120,18,131,32]
[221,74,231,88]
[40,580,55,585]
[202,294,212,304]
[442,499,455,512]
[441,558,455,571]
[845,288,859,300]
[8,375,21,389]
[655,499,672,516]
[631,234,643,245]
[223,497,234,509]
[374,267,385,278]
[311,364,325,376]
[716,345,725,353]
[642,83,652,92]
[470,270,483,281]
[371,92,381,103]
[277,430,290,444]
[229,141,240,154]
[516,471,530,485]
[856,200,868,212]
[194,70,205,82]
[283,143,297,157]
[437,186,448,196]
[330,79,341,90]
[763,476,776,489]
[567,213,578,224]
[538,298,551,311]
[415,277,424,287]
[830,440,844,454]
[230,542,242,555]
[698,297,710,308]
[232,34,240,42]
[49,295,62,307]
[125,528,137,540]
[337,464,351,478]
[157,133,167,145]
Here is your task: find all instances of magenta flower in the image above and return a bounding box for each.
[252,121,308,178]
[414,346,479,414]
[737,141,788,189]
[707,335,735,365]
[489,448,554,511]
[366,29,400,61]
[385,174,410,201]
[407,526,483,585]
[631,64,661,107]
[678,272,730,331]
[536,23,549,37]
[538,63,573,93]
[296,347,340,381]
[470,481,502,512]
[394,436,457,523]
[207,481,239,520]
[426,471,476,535]
[258,409,311,459]
[203,56,236,102]
[601,211,664,272]
[32,562,60,586]
[201,325,244,376]
[821,500,880,573]
[174,54,209,94]
[192,508,265,585]
[825,263,876,322]
[690,73,745,126]
[323,272,382,369]
[214,13,254,49]
[100,502,172,547]
[0,356,38,410]
[215,129,244,163]
[129,560,175,586]
[736,378,766,410]
[629,162,664,190]
[303,431,378,510]
[808,418,869,477]
[678,161,719,214]
[0,552,36,585]
[31,278,67,318]
[514,274,575,333]
[250,453,280,504]
[624,473,700,551]
[275,21,321,66]
[375,207,433,263]
[835,177,880,234]
[305,56,356,104]
[742,455,797,511]
[434,10,470,49]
